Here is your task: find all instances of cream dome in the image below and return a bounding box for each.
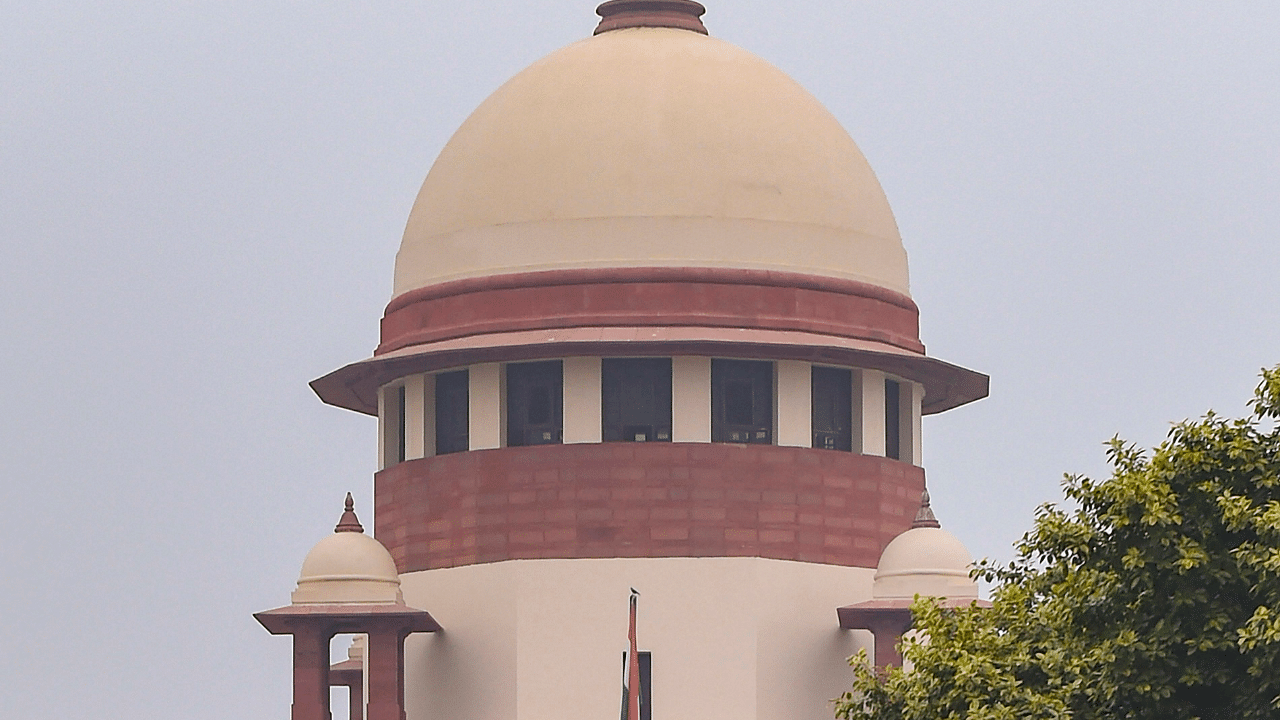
[291,504,404,605]
[872,526,978,601]
[395,26,909,298]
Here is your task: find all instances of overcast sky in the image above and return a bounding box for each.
[3,2,1278,718]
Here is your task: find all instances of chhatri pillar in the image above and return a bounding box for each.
[256,495,441,720]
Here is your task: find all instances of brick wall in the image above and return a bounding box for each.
[375,442,925,573]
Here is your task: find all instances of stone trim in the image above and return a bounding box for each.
[594,0,708,35]
[378,267,924,357]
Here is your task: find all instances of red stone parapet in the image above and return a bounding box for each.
[377,267,924,358]
[375,442,925,573]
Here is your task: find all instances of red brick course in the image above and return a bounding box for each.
[374,443,925,573]
[376,267,924,357]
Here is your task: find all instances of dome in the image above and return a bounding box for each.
[290,497,404,605]
[872,495,978,600]
[308,5,991,421]
[394,25,909,298]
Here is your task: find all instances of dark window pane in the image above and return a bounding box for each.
[885,378,901,460]
[435,370,468,455]
[724,381,754,425]
[641,651,651,720]
[507,361,563,447]
[712,359,773,444]
[395,384,406,464]
[812,366,852,451]
[527,386,551,424]
[602,358,672,443]
[621,651,653,720]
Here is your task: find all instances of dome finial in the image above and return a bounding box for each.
[595,0,708,36]
[335,492,364,534]
[911,488,941,529]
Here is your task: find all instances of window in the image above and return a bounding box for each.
[396,385,407,464]
[435,370,468,455]
[712,359,773,444]
[506,361,563,447]
[621,651,652,720]
[602,358,672,443]
[812,366,852,451]
[885,378,901,460]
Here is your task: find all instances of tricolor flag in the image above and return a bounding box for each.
[620,588,641,720]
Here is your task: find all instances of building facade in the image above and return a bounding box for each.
[275,2,990,718]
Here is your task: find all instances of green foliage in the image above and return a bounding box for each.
[836,366,1280,720]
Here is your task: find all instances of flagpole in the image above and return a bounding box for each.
[623,588,641,720]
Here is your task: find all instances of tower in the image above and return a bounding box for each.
[307,2,988,717]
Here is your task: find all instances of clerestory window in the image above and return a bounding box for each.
[812,366,853,451]
[711,359,773,444]
[434,370,468,455]
[506,361,563,447]
[602,358,672,443]
[885,378,902,460]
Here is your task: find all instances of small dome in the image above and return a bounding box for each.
[291,496,404,605]
[872,493,978,600]
[395,25,908,298]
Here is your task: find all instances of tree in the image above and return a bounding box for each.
[836,366,1280,720]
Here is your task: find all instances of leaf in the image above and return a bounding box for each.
[839,365,1280,720]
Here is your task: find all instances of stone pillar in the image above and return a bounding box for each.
[909,381,923,467]
[775,360,811,448]
[868,619,907,670]
[469,362,503,450]
[376,386,391,470]
[404,374,427,461]
[859,369,887,457]
[291,626,333,720]
[672,356,711,442]
[365,628,407,720]
[348,682,364,720]
[563,356,603,444]
[422,373,437,459]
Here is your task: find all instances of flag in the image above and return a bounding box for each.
[621,589,640,720]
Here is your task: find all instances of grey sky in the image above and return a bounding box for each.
[2,1,1278,717]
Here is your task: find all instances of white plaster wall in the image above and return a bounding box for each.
[775,360,811,448]
[469,363,503,451]
[404,563,519,720]
[399,557,874,720]
[562,357,602,444]
[754,561,879,719]
[671,357,711,443]
[404,374,427,461]
[858,370,887,457]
